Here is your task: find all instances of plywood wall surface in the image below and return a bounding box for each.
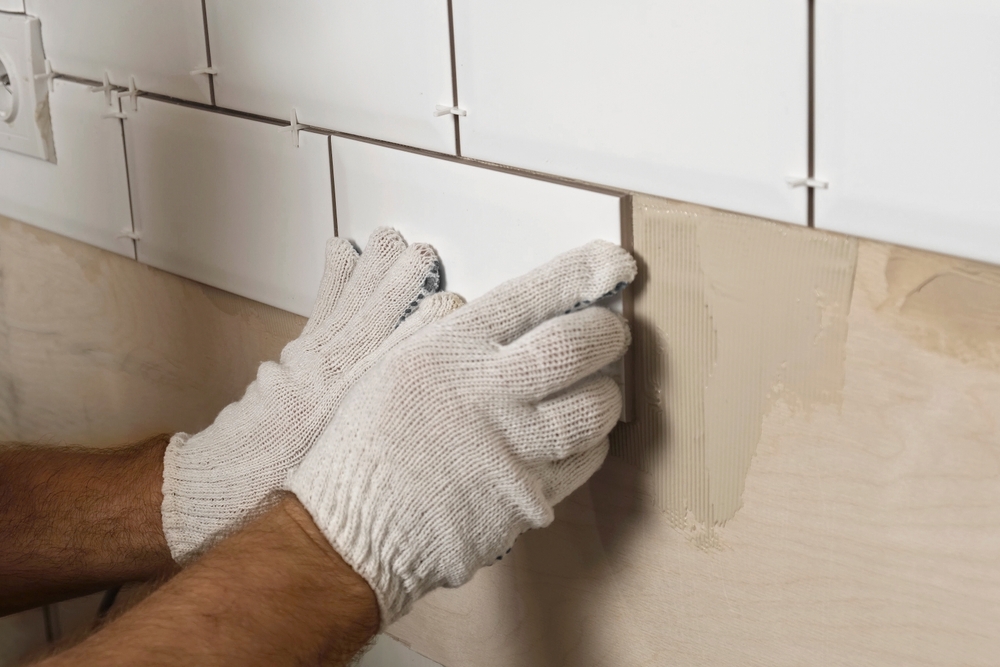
[0,215,305,446]
[389,198,1000,666]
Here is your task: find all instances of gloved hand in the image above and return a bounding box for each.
[162,228,464,562]
[286,240,636,625]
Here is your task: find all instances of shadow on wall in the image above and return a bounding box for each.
[511,248,667,666]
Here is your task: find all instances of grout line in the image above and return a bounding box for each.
[200,0,216,106]
[806,0,815,228]
[110,85,139,260]
[120,82,626,196]
[42,604,60,643]
[118,109,138,261]
[446,0,461,157]
[328,136,338,237]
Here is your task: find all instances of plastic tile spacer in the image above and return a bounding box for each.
[89,71,114,106]
[117,228,141,241]
[786,176,829,189]
[281,108,306,147]
[190,66,218,76]
[33,59,55,93]
[434,104,467,117]
[123,76,139,112]
[101,91,127,120]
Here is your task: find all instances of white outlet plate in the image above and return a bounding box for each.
[0,13,53,161]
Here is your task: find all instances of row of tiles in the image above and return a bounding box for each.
[0,79,622,317]
[9,0,1000,264]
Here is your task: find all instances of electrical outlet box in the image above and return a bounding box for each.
[0,13,55,162]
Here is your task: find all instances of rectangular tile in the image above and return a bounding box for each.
[206,0,455,153]
[24,0,210,103]
[125,99,334,316]
[452,0,808,225]
[0,78,133,257]
[815,0,1000,265]
[0,1,24,13]
[331,137,622,303]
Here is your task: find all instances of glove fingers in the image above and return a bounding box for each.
[317,227,409,339]
[539,437,610,507]
[450,240,636,345]
[498,306,630,401]
[513,375,621,461]
[369,242,443,330]
[301,237,360,336]
[334,291,465,394]
[391,291,465,341]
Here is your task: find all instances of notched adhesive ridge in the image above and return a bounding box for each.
[612,196,858,547]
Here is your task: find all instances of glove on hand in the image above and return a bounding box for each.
[162,228,464,562]
[286,240,637,625]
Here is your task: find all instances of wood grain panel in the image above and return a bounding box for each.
[0,214,304,446]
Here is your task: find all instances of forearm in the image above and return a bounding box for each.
[0,434,176,615]
[36,494,379,667]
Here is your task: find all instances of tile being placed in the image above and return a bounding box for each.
[206,0,455,153]
[331,136,623,304]
[24,0,211,103]
[125,98,334,316]
[0,78,133,257]
[815,0,1000,265]
[452,0,808,225]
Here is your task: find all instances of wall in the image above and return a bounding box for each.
[3,197,999,665]
[2,2,1000,665]
[388,197,1000,666]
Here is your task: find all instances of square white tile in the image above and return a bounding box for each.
[814,0,1000,265]
[125,99,335,316]
[0,78,134,257]
[452,0,808,225]
[331,137,623,304]
[24,0,211,103]
[206,0,455,153]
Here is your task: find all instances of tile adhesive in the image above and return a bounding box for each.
[612,195,859,547]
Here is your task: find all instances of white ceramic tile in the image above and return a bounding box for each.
[452,0,807,225]
[0,0,24,13]
[53,593,104,641]
[0,78,133,257]
[24,0,210,103]
[206,0,455,153]
[125,98,334,316]
[331,137,621,304]
[0,607,47,665]
[357,635,443,667]
[815,0,1000,265]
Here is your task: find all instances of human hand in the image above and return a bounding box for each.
[161,228,464,562]
[287,240,636,625]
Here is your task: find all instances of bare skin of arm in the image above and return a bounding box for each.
[35,494,380,667]
[0,435,176,616]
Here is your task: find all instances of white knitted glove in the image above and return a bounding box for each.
[286,240,636,625]
[162,228,464,562]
